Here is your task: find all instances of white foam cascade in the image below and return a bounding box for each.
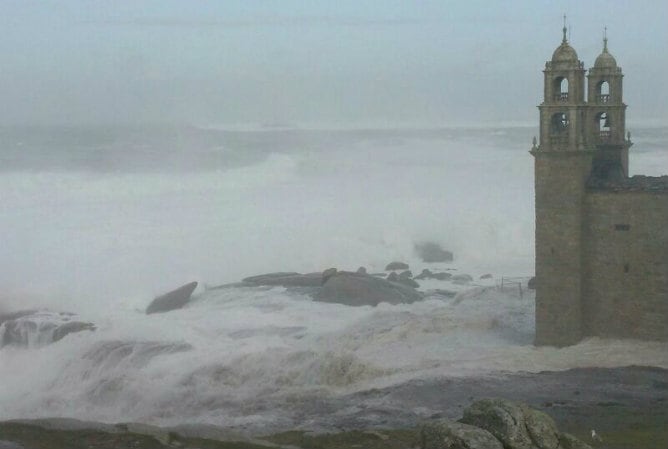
[1,125,667,430]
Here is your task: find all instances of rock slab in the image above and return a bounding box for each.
[316,272,422,306]
[460,398,590,449]
[146,281,198,314]
[421,420,503,449]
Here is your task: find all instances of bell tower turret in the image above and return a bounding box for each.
[531,23,593,346]
[539,21,587,152]
[586,31,632,178]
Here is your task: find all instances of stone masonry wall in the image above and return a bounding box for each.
[533,151,592,346]
[583,191,668,340]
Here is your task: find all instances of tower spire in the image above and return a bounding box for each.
[562,15,568,43]
[603,26,608,52]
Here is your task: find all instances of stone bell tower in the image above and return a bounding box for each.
[530,24,593,346]
[586,32,632,180]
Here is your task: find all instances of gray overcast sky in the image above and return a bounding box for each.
[0,0,666,127]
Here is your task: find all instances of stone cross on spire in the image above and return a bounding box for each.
[562,14,568,43]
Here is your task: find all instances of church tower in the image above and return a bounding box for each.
[531,24,592,346]
[586,33,632,179]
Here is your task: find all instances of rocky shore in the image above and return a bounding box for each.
[1,366,666,449]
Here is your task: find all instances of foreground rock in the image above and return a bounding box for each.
[414,242,454,263]
[316,271,423,306]
[421,420,503,449]
[146,281,198,314]
[458,398,591,449]
[0,310,95,348]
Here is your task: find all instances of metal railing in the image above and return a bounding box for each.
[597,94,610,104]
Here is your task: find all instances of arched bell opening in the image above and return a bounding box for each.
[553,77,569,101]
[549,112,570,146]
[596,112,612,141]
[596,80,610,103]
[551,112,570,133]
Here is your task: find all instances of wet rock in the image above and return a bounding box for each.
[356,266,367,275]
[316,272,423,306]
[385,261,409,271]
[397,277,420,288]
[480,274,493,279]
[460,398,561,449]
[0,310,37,326]
[528,277,536,290]
[146,281,198,314]
[387,272,399,282]
[242,272,324,287]
[416,269,452,281]
[415,242,454,263]
[52,321,96,342]
[0,310,95,348]
[322,268,338,285]
[451,274,473,285]
[425,289,458,298]
[399,270,413,279]
[557,433,593,449]
[415,269,433,280]
[421,419,503,449]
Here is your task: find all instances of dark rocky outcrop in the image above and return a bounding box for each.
[415,269,452,281]
[480,274,493,279]
[146,281,198,314]
[424,289,458,298]
[315,271,423,306]
[414,242,454,263]
[421,420,503,449]
[459,398,590,449]
[421,399,593,449]
[242,272,324,288]
[528,277,536,290]
[385,261,409,271]
[451,274,473,285]
[0,310,95,348]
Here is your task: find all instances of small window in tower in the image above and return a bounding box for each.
[614,224,630,231]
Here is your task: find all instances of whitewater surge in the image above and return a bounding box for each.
[1,284,668,429]
[1,125,667,431]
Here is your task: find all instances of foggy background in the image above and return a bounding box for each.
[0,0,666,127]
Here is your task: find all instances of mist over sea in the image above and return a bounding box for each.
[1,124,667,432]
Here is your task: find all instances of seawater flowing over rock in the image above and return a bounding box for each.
[242,272,323,287]
[146,281,198,314]
[238,269,423,306]
[0,310,95,348]
[315,271,422,306]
